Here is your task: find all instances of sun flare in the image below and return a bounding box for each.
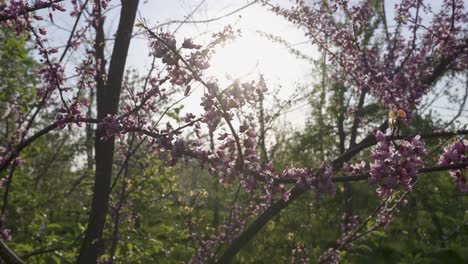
[207,30,312,85]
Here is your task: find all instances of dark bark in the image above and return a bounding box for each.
[109,134,135,263]
[349,89,367,149]
[77,1,139,263]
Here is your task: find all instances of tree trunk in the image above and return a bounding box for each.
[77,1,139,263]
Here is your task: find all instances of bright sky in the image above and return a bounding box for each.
[38,0,467,130]
[132,0,467,128]
[127,0,317,128]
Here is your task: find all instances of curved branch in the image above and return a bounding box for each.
[0,118,99,173]
[0,240,23,264]
[59,0,90,62]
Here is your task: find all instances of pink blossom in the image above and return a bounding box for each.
[439,140,468,192]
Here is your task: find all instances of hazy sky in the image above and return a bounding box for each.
[130,0,318,128]
[39,0,467,129]
[131,0,467,127]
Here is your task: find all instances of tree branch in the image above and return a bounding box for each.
[216,124,468,262]
[78,0,140,262]
[0,0,63,22]
[0,240,23,264]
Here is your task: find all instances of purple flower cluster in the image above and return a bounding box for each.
[0,228,11,241]
[290,243,310,264]
[317,166,336,198]
[439,139,468,192]
[0,1,65,35]
[368,131,427,197]
[268,0,468,114]
[38,62,64,93]
[205,127,260,193]
[147,26,238,88]
[318,248,340,264]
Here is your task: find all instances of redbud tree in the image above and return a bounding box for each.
[0,0,466,263]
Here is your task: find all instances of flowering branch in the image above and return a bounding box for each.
[0,0,64,22]
[215,124,467,262]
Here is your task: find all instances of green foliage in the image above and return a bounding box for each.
[0,30,38,117]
